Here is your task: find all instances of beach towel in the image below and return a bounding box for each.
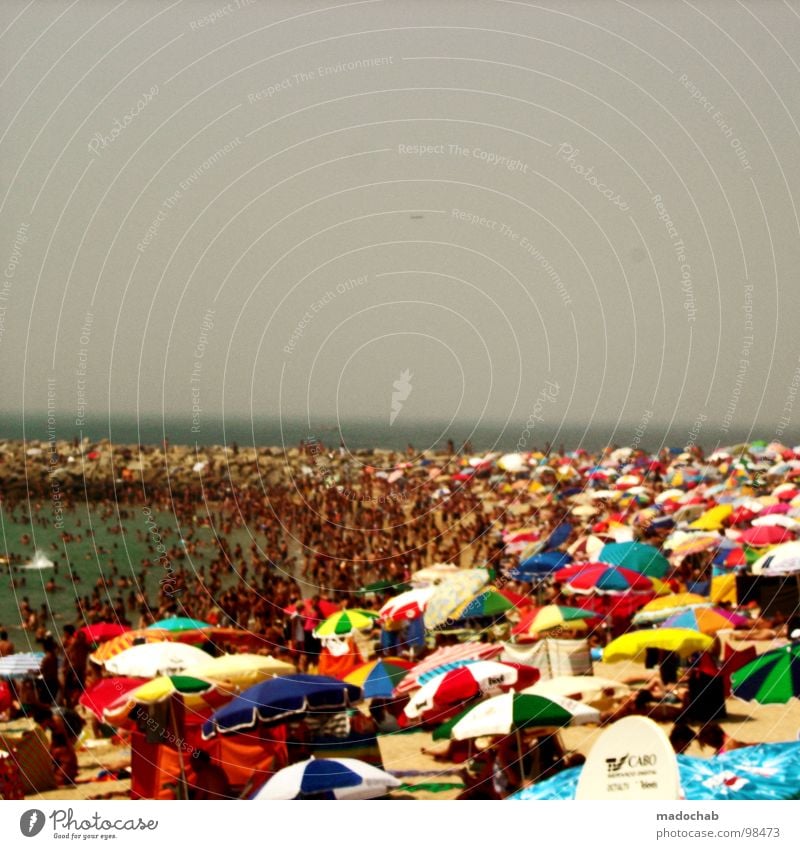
[502,639,592,680]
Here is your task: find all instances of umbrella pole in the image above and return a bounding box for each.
[169,695,188,801]
[516,728,526,785]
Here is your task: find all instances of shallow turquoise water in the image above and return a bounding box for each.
[0,503,233,646]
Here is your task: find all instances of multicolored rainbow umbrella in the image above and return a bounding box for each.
[313,609,379,638]
[632,593,710,625]
[555,563,657,594]
[344,658,413,698]
[660,606,750,635]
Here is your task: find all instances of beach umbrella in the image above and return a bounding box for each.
[89,630,175,664]
[751,541,800,575]
[103,641,210,678]
[394,643,503,696]
[202,674,362,738]
[666,533,722,557]
[434,693,599,741]
[0,653,43,679]
[254,757,400,800]
[103,675,228,725]
[512,605,596,637]
[183,653,296,692]
[660,606,750,634]
[731,643,800,704]
[404,661,540,719]
[751,514,800,530]
[410,563,460,585]
[78,623,131,644]
[554,563,656,594]
[147,617,211,631]
[423,569,490,629]
[524,675,630,705]
[78,677,147,721]
[450,586,516,620]
[603,628,713,663]
[688,504,733,531]
[631,592,710,625]
[511,551,572,580]
[378,587,434,622]
[738,526,794,547]
[344,658,413,698]
[313,609,379,638]
[597,541,670,578]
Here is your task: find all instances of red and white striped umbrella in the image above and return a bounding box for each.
[379,587,435,622]
[404,661,540,719]
[394,643,502,696]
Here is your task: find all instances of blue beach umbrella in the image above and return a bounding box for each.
[253,757,400,799]
[511,551,573,581]
[201,674,362,738]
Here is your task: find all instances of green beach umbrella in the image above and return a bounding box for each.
[598,541,670,578]
[433,692,599,741]
[147,617,211,632]
[451,586,515,620]
[731,643,800,704]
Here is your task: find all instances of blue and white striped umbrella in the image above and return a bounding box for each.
[253,757,400,800]
[0,653,43,679]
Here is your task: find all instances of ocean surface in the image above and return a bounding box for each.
[0,413,781,454]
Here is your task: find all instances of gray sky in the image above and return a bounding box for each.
[2,0,800,447]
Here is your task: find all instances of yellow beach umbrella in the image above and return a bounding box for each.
[183,653,296,692]
[689,503,732,531]
[603,629,713,663]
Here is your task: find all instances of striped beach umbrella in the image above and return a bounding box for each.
[731,643,800,704]
[404,661,540,719]
[434,692,599,741]
[394,643,503,696]
[344,658,413,698]
[379,587,434,622]
[313,609,379,638]
[254,757,400,800]
[660,606,750,635]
